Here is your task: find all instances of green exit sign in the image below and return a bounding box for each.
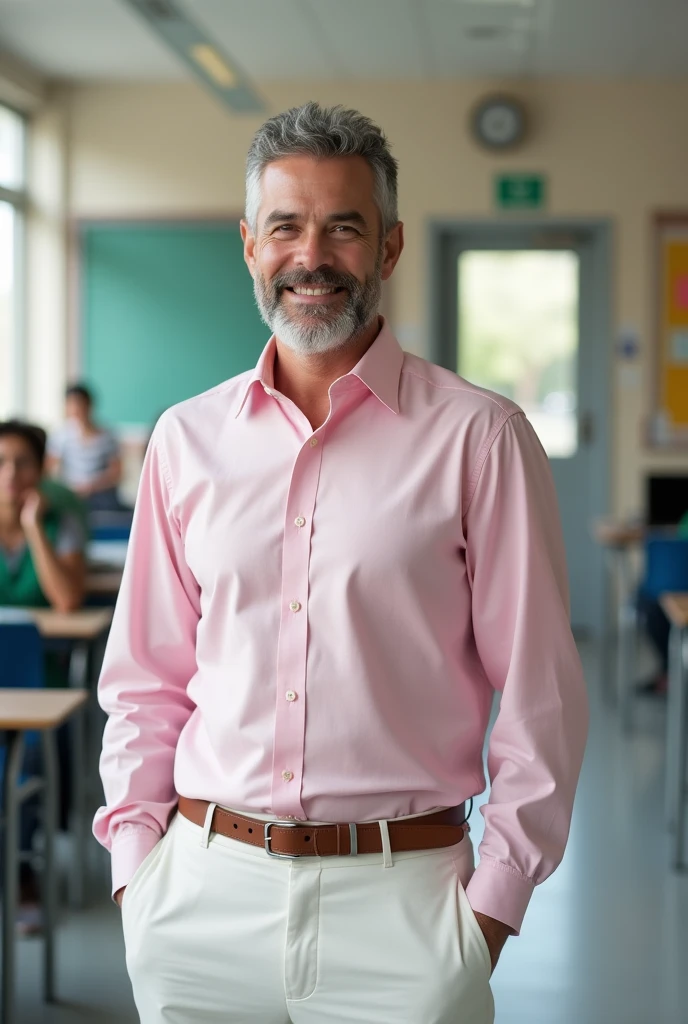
[496,174,547,210]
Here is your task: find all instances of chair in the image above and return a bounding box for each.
[0,620,45,753]
[0,621,46,875]
[640,536,688,602]
[88,508,133,542]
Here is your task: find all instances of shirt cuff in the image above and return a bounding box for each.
[465,856,535,935]
[110,827,161,901]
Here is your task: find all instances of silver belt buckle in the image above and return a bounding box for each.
[264,820,360,857]
[264,820,302,859]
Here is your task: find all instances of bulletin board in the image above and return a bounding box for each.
[651,214,688,446]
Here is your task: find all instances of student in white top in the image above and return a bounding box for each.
[47,384,122,512]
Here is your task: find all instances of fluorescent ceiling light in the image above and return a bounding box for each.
[189,44,238,89]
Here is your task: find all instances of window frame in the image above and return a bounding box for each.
[0,102,28,417]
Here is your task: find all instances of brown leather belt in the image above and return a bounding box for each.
[178,797,467,859]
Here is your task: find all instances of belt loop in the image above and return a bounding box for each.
[200,802,217,849]
[378,819,393,868]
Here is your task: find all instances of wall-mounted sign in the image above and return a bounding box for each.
[496,174,546,211]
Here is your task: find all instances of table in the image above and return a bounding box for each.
[592,519,644,728]
[0,689,88,1024]
[660,593,688,870]
[27,608,113,905]
[86,568,123,598]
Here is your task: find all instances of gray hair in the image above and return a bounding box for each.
[245,102,399,236]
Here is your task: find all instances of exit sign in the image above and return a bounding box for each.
[496,174,547,210]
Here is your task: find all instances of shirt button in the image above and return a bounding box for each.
[294,516,306,528]
[282,770,294,782]
[309,437,319,448]
[286,690,297,702]
[289,600,301,612]
[263,385,273,395]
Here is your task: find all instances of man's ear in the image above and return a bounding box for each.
[381,221,404,282]
[241,219,256,278]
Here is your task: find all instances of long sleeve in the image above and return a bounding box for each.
[92,429,201,895]
[463,411,589,934]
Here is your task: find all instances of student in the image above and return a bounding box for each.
[0,420,86,934]
[47,384,122,512]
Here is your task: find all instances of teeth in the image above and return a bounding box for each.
[293,287,337,296]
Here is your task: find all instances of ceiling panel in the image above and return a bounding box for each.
[535,0,688,76]
[182,0,339,80]
[0,0,184,78]
[0,0,687,82]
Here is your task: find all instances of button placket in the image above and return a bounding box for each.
[271,434,324,817]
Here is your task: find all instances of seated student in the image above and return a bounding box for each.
[0,420,86,934]
[47,383,122,512]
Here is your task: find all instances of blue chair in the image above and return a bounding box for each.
[640,536,688,602]
[0,619,45,769]
[635,537,688,687]
[89,524,131,542]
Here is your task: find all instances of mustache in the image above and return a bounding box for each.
[270,268,359,293]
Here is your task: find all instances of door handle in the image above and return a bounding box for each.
[579,411,594,445]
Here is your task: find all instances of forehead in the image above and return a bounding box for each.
[0,435,34,458]
[259,155,377,221]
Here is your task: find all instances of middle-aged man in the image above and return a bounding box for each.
[94,103,588,1024]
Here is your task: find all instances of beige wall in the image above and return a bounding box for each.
[35,77,688,516]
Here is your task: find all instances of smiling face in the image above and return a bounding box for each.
[241,154,403,355]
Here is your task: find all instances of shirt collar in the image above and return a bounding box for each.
[234,319,403,419]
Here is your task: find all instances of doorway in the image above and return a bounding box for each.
[430,221,612,635]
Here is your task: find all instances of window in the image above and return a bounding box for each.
[0,105,26,418]
[457,250,580,459]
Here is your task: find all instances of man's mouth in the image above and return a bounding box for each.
[284,286,345,297]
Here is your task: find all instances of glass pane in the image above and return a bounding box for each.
[0,201,16,417]
[458,250,579,458]
[0,106,25,190]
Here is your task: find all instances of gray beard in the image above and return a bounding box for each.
[253,259,382,356]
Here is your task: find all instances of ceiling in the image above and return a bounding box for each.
[0,0,687,82]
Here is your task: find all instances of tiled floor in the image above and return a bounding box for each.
[14,638,688,1023]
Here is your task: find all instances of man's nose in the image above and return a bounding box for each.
[294,227,334,272]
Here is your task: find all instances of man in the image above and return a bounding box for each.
[94,103,588,1024]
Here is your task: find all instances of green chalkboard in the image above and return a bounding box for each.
[80,221,268,427]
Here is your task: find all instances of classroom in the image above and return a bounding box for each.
[0,2,687,1022]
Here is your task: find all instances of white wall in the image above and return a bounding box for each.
[31,76,688,516]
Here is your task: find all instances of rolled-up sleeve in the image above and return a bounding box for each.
[92,427,201,896]
[463,411,589,934]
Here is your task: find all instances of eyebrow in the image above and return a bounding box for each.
[263,209,369,229]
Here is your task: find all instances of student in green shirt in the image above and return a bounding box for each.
[0,420,87,934]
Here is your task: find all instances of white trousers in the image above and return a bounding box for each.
[122,810,495,1024]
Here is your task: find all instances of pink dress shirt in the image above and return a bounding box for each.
[93,321,588,934]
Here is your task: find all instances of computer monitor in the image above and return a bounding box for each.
[646,474,688,527]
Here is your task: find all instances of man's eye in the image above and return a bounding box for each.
[333,225,357,234]
[275,224,297,233]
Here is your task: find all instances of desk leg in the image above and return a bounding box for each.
[68,707,87,909]
[670,626,688,869]
[41,729,59,1002]
[67,641,89,690]
[600,549,617,706]
[615,548,638,732]
[2,731,24,1024]
[666,626,681,829]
